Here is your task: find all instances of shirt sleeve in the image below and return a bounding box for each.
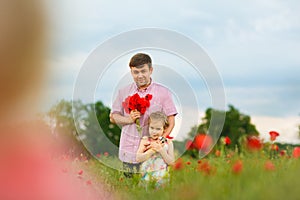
[111,89,124,115]
[162,88,178,117]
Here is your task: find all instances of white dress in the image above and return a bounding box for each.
[140,139,169,185]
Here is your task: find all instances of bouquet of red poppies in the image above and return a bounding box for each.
[122,93,152,136]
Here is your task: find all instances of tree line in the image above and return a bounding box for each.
[43,99,299,157]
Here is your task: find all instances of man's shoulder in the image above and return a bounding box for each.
[119,83,136,92]
[152,82,170,91]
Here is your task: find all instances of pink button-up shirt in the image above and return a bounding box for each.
[111,81,177,163]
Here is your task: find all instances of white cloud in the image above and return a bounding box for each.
[253,11,296,33]
[47,51,88,73]
[43,0,300,144]
[42,52,89,110]
[252,115,300,144]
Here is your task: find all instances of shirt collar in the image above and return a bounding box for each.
[134,78,153,92]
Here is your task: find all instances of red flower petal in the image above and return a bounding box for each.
[173,158,184,170]
[86,180,92,185]
[193,134,213,152]
[293,147,300,158]
[77,170,83,175]
[223,136,231,145]
[246,136,263,151]
[265,161,275,171]
[232,160,243,174]
[269,131,280,141]
[166,135,174,140]
[185,140,194,150]
[122,93,152,115]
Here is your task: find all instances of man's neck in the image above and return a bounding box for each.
[137,79,152,90]
[138,84,150,90]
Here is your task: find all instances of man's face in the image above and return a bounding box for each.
[130,64,153,88]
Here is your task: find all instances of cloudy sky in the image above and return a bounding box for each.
[44,0,300,143]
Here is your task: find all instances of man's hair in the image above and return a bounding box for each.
[129,53,152,68]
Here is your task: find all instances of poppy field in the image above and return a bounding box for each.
[74,132,300,200]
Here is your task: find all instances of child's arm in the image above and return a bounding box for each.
[136,137,155,163]
[151,140,175,165]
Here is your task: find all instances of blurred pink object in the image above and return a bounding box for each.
[0,127,115,200]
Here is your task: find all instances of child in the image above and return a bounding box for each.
[136,111,175,186]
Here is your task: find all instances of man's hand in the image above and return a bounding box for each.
[110,111,141,126]
[129,110,141,123]
[109,113,116,124]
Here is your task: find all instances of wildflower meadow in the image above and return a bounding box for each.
[57,133,300,200]
[44,100,300,199]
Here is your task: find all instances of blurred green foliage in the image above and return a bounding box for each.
[45,99,121,157]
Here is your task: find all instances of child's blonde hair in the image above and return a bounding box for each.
[148,111,169,129]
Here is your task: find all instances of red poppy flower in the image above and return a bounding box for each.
[215,150,221,157]
[122,93,152,135]
[122,93,152,114]
[279,150,286,157]
[193,134,213,152]
[269,131,280,141]
[246,136,263,151]
[86,180,92,185]
[271,144,279,151]
[173,158,184,170]
[223,136,231,145]
[264,160,275,171]
[77,170,83,175]
[185,140,194,150]
[197,160,213,175]
[103,152,109,156]
[292,147,300,158]
[232,160,243,174]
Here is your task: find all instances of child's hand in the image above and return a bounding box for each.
[143,141,151,152]
[150,141,164,152]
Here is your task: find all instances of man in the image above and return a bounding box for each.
[110,53,177,177]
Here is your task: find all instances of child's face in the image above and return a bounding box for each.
[149,120,164,139]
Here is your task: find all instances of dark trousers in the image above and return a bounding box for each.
[123,162,141,178]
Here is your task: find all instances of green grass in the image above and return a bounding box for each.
[85,152,300,200]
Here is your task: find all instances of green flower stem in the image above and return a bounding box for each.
[135,118,142,137]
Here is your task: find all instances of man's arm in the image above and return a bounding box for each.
[110,110,140,126]
[163,115,175,137]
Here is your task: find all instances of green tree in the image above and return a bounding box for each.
[197,105,259,150]
[94,101,121,146]
[45,99,121,157]
[298,113,300,138]
[81,101,121,156]
[46,99,86,156]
